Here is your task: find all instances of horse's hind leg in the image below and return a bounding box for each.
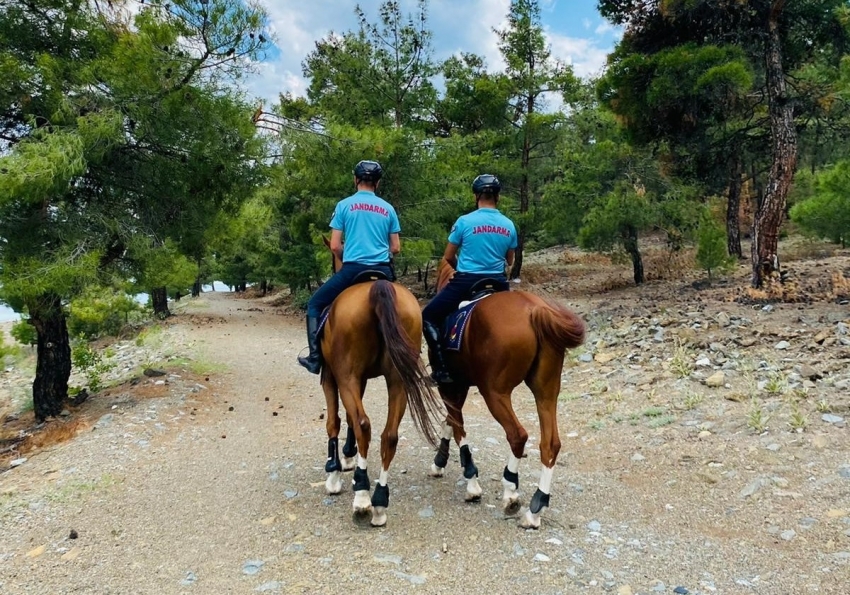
[370,373,407,527]
[479,386,529,517]
[322,374,344,495]
[519,352,564,529]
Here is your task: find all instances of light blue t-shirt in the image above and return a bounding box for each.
[329,190,401,265]
[448,208,518,274]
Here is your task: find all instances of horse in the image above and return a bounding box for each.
[316,238,443,526]
[427,259,586,529]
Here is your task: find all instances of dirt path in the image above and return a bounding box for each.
[1,290,848,594]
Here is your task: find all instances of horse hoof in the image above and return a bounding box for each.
[503,497,521,517]
[371,506,388,527]
[353,490,372,514]
[341,456,357,472]
[429,464,445,477]
[326,472,343,495]
[465,477,483,502]
[519,509,541,529]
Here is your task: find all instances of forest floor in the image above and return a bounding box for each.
[0,238,849,595]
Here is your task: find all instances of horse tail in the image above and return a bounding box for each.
[369,280,441,446]
[530,298,586,353]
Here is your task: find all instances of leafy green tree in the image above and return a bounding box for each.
[0,0,269,419]
[598,0,850,287]
[496,0,579,278]
[791,160,850,246]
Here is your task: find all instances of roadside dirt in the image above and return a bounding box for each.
[1,242,849,595]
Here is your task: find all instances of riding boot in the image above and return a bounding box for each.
[297,316,322,374]
[423,320,454,384]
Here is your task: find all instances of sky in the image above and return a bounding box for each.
[245,0,621,106]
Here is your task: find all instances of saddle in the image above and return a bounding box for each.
[443,277,507,351]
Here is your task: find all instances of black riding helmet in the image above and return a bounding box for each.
[354,160,383,182]
[472,174,501,195]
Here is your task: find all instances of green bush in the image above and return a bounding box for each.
[68,289,142,339]
[10,320,37,347]
[696,211,734,280]
[292,287,312,311]
[71,343,114,393]
[0,331,22,360]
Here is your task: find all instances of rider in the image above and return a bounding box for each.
[297,160,401,374]
[422,174,517,384]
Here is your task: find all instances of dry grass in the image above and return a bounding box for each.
[644,248,698,282]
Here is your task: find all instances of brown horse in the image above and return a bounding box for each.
[427,259,585,529]
[318,239,442,526]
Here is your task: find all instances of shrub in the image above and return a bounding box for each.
[10,320,37,347]
[696,211,733,280]
[68,289,142,339]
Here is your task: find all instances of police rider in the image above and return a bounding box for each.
[297,160,401,374]
[421,174,517,384]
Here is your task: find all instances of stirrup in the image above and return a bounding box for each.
[430,368,454,385]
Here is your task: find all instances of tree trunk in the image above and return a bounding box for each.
[752,3,798,288]
[726,155,744,259]
[622,225,644,285]
[260,279,268,296]
[191,277,201,297]
[30,295,71,421]
[151,286,170,319]
[510,88,535,281]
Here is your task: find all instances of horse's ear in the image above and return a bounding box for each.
[322,235,331,248]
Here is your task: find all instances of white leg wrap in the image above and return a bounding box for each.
[326,471,343,495]
[538,465,554,495]
[507,453,520,474]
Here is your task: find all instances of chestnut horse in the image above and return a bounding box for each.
[428,259,585,528]
[318,239,442,526]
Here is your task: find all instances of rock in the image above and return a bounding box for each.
[839,466,850,479]
[814,329,831,344]
[418,506,434,519]
[698,430,712,439]
[695,357,712,368]
[392,571,426,585]
[242,560,264,575]
[533,553,550,562]
[698,472,720,485]
[179,571,197,586]
[775,340,791,350]
[716,312,731,327]
[10,457,26,468]
[705,371,726,388]
[587,520,602,532]
[255,582,282,592]
[618,586,634,595]
[283,490,298,499]
[26,545,46,558]
[766,443,781,452]
[595,352,616,364]
[631,452,646,462]
[780,529,796,541]
[799,365,821,381]
[739,477,768,499]
[833,552,850,562]
[545,538,563,545]
[838,322,849,335]
[822,414,845,425]
[579,353,593,363]
[374,554,402,565]
[284,543,304,554]
[143,368,166,377]
[673,587,690,595]
[827,509,848,518]
[61,547,81,561]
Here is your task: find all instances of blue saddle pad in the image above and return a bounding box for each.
[442,301,480,352]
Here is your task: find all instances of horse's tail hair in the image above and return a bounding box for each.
[530,299,586,353]
[369,280,441,446]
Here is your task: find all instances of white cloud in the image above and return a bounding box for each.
[583,18,592,30]
[546,31,610,79]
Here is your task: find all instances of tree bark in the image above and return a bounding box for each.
[192,277,202,297]
[510,80,535,281]
[752,3,798,288]
[30,294,71,421]
[726,155,744,259]
[151,286,170,319]
[622,225,644,285]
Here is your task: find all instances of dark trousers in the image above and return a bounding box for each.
[307,262,393,318]
[422,273,509,327]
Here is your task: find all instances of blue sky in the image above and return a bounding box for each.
[246,0,621,105]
